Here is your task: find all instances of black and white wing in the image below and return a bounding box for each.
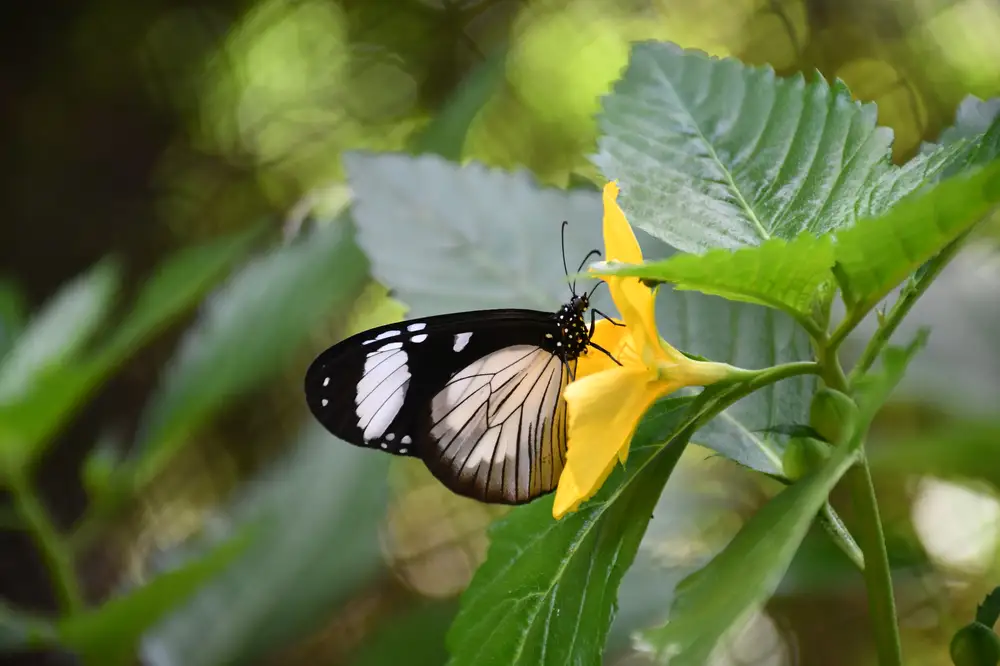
[304,310,575,504]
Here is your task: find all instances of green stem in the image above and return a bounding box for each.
[9,469,84,615]
[847,237,964,385]
[846,457,903,666]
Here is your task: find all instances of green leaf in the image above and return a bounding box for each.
[344,151,608,316]
[635,440,857,665]
[0,260,119,403]
[57,530,252,666]
[345,152,815,475]
[595,41,901,253]
[409,48,507,160]
[141,422,388,666]
[447,398,696,666]
[132,222,368,484]
[592,233,835,326]
[834,161,1000,313]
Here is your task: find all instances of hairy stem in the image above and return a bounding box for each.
[847,236,965,384]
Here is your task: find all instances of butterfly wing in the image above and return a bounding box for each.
[304,309,574,504]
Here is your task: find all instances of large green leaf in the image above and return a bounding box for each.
[595,41,895,252]
[592,233,834,327]
[447,398,696,666]
[57,530,251,666]
[637,337,924,664]
[834,161,1000,313]
[141,422,388,666]
[132,222,368,484]
[344,152,814,475]
[594,41,977,254]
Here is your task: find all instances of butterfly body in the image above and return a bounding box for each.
[304,295,595,504]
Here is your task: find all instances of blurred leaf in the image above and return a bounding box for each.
[133,223,368,484]
[350,599,458,666]
[869,422,1000,489]
[410,48,507,160]
[938,96,1000,145]
[834,162,1000,313]
[447,398,695,666]
[57,530,252,666]
[344,151,607,316]
[0,600,56,652]
[0,280,26,362]
[0,260,119,403]
[142,422,388,666]
[919,96,1000,182]
[345,152,814,474]
[99,227,262,363]
[0,232,257,476]
[592,234,834,326]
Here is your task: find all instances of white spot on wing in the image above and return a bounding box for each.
[411,333,428,343]
[323,377,330,387]
[401,435,412,444]
[453,332,473,352]
[374,330,400,341]
[407,322,426,332]
[321,399,328,406]
[356,345,410,441]
[386,433,395,441]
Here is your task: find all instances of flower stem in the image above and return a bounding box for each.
[845,457,903,666]
[847,236,965,385]
[9,469,84,615]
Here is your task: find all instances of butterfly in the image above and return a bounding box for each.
[304,222,621,505]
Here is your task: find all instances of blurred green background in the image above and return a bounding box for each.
[2,0,1000,665]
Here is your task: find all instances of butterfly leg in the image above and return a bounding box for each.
[591,308,625,328]
[588,341,622,366]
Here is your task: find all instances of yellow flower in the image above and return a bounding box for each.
[552,182,737,519]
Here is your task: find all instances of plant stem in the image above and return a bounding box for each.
[847,236,965,384]
[821,343,903,665]
[9,469,84,615]
[845,457,903,666]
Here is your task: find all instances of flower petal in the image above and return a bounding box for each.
[575,318,630,379]
[553,366,660,518]
[601,182,662,360]
[601,182,642,264]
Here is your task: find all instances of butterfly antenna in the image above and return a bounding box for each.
[560,221,574,294]
[587,279,606,301]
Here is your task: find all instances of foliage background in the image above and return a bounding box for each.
[2,0,1000,664]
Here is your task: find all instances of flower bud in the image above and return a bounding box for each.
[809,388,859,446]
